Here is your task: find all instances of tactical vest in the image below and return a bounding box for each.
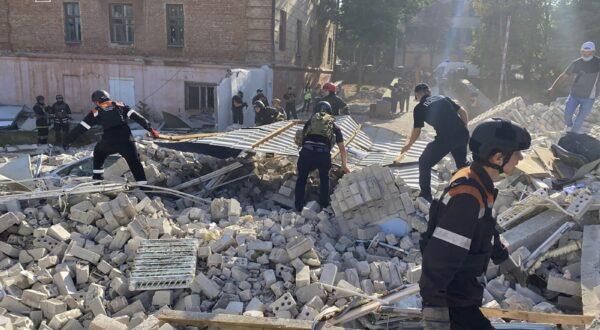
[54,103,69,123]
[304,112,335,147]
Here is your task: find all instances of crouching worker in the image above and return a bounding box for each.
[294,101,349,212]
[419,118,531,329]
[65,90,159,183]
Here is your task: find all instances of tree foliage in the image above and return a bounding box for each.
[336,0,431,68]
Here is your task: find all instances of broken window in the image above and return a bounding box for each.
[64,3,81,43]
[166,4,184,47]
[185,83,215,113]
[279,10,287,51]
[110,4,134,44]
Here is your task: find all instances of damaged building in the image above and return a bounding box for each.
[0,0,335,129]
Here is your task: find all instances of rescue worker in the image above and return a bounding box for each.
[33,95,50,145]
[253,100,284,126]
[401,83,469,202]
[283,87,298,119]
[301,84,312,113]
[295,101,349,211]
[419,118,531,329]
[272,98,288,120]
[318,82,349,115]
[252,89,269,107]
[231,91,247,125]
[65,90,159,183]
[50,94,72,146]
[399,80,411,113]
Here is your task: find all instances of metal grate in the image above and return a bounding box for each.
[129,239,198,291]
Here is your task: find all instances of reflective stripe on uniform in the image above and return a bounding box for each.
[127,109,136,118]
[80,121,91,129]
[432,227,472,250]
[136,180,148,184]
[93,169,104,174]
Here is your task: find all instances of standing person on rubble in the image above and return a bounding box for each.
[295,101,349,212]
[33,95,51,145]
[252,89,269,107]
[419,118,531,330]
[301,84,312,113]
[547,41,600,134]
[231,91,247,125]
[401,83,469,202]
[283,86,298,119]
[50,94,72,146]
[253,100,284,126]
[319,82,349,115]
[64,90,160,183]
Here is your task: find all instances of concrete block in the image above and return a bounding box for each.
[320,263,337,287]
[243,297,264,317]
[152,290,173,307]
[112,300,145,317]
[581,225,600,317]
[407,264,422,284]
[0,295,31,314]
[69,245,101,264]
[0,212,20,234]
[194,273,220,299]
[38,255,58,269]
[271,292,296,312]
[295,283,326,304]
[47,224,71,242]
[88,296,106,316]
[75,263,89,285]
[0,241,19,258]
[48,309,82,330]
[224,301,244,315]
[263,269,277,287]
[547,274,581,297]
[295,266,310,288]
[21,289,48,309]
[286,237,314,259]
[53,270,77,295]
[41,299,67,319]
[89,314,127,330]
[500,210,569,253]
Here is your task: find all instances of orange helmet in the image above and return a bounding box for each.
[323,82,336,93]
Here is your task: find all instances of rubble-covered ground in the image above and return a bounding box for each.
[0,96,599,329]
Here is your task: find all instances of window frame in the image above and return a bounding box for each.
[64,2,81,44]
[166,4,184,48]
[185,82,216,113]
[109,3,135,44]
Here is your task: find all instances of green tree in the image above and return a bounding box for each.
[469,0,554,84]
[336,0,431,81]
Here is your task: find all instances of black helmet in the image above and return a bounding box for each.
[253,100,265,110]
[36,95,45,103]
[315,101,333,114]
[56,94,64,101]
[91,90,110,103]
[238,90,243,97]
[470,118,531,172]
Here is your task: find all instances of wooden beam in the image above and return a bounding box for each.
[252,121,299,148]
[479,307,595,325]
[332,124,362,159]
[157,132,221,141]
[157,310,345,330]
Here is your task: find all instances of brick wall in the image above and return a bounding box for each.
[1,0,272,64]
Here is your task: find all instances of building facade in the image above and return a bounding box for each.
[0,0,335,127]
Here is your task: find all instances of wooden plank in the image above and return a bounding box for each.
[157,132,221,141]
[533,146,555,172]
[515,154,549,177]
[479,307,595,325]
[157,310,345,330]
[332,124,362,159]
[251,121,298,148]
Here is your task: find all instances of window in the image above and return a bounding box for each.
[64,3,81,43]
[185,83,215,113]
[327,37,333,64]
[296,19,302,57]
[110,4,134,44]
[166,4,184,47]
[279,10,286,51]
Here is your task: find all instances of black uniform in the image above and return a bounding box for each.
[414,95,469,200]
[232,94,247,125]
[33,102,50,144]
[255,106,284,126]
[399,82,411,112]
[50,101,71,145]
[252,93,269,107]
[294,116,343,211]
[66,101,152,182]
[283,91,298,119]
[319,93,348,115]
[420,164,508,329]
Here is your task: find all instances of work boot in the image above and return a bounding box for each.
[551,143,588,168]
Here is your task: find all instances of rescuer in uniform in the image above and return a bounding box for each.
[50,94,72,146]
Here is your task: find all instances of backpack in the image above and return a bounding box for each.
[304,112,336,147]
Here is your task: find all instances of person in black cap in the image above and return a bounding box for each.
[252,89,269,107]
[400,83,470,201]
[50,94,72,146]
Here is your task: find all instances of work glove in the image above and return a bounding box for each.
[499,255,528,286]
[422,306,450,330]
[149,128,160,139]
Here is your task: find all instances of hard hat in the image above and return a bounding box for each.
[323,82,336,93]
[91,90,110,103]
[253,100,265,109]
[315,101,333,114]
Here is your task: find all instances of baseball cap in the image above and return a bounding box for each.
[414,83,430,93]
[581,41,596,51]
[256,89,263,93]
